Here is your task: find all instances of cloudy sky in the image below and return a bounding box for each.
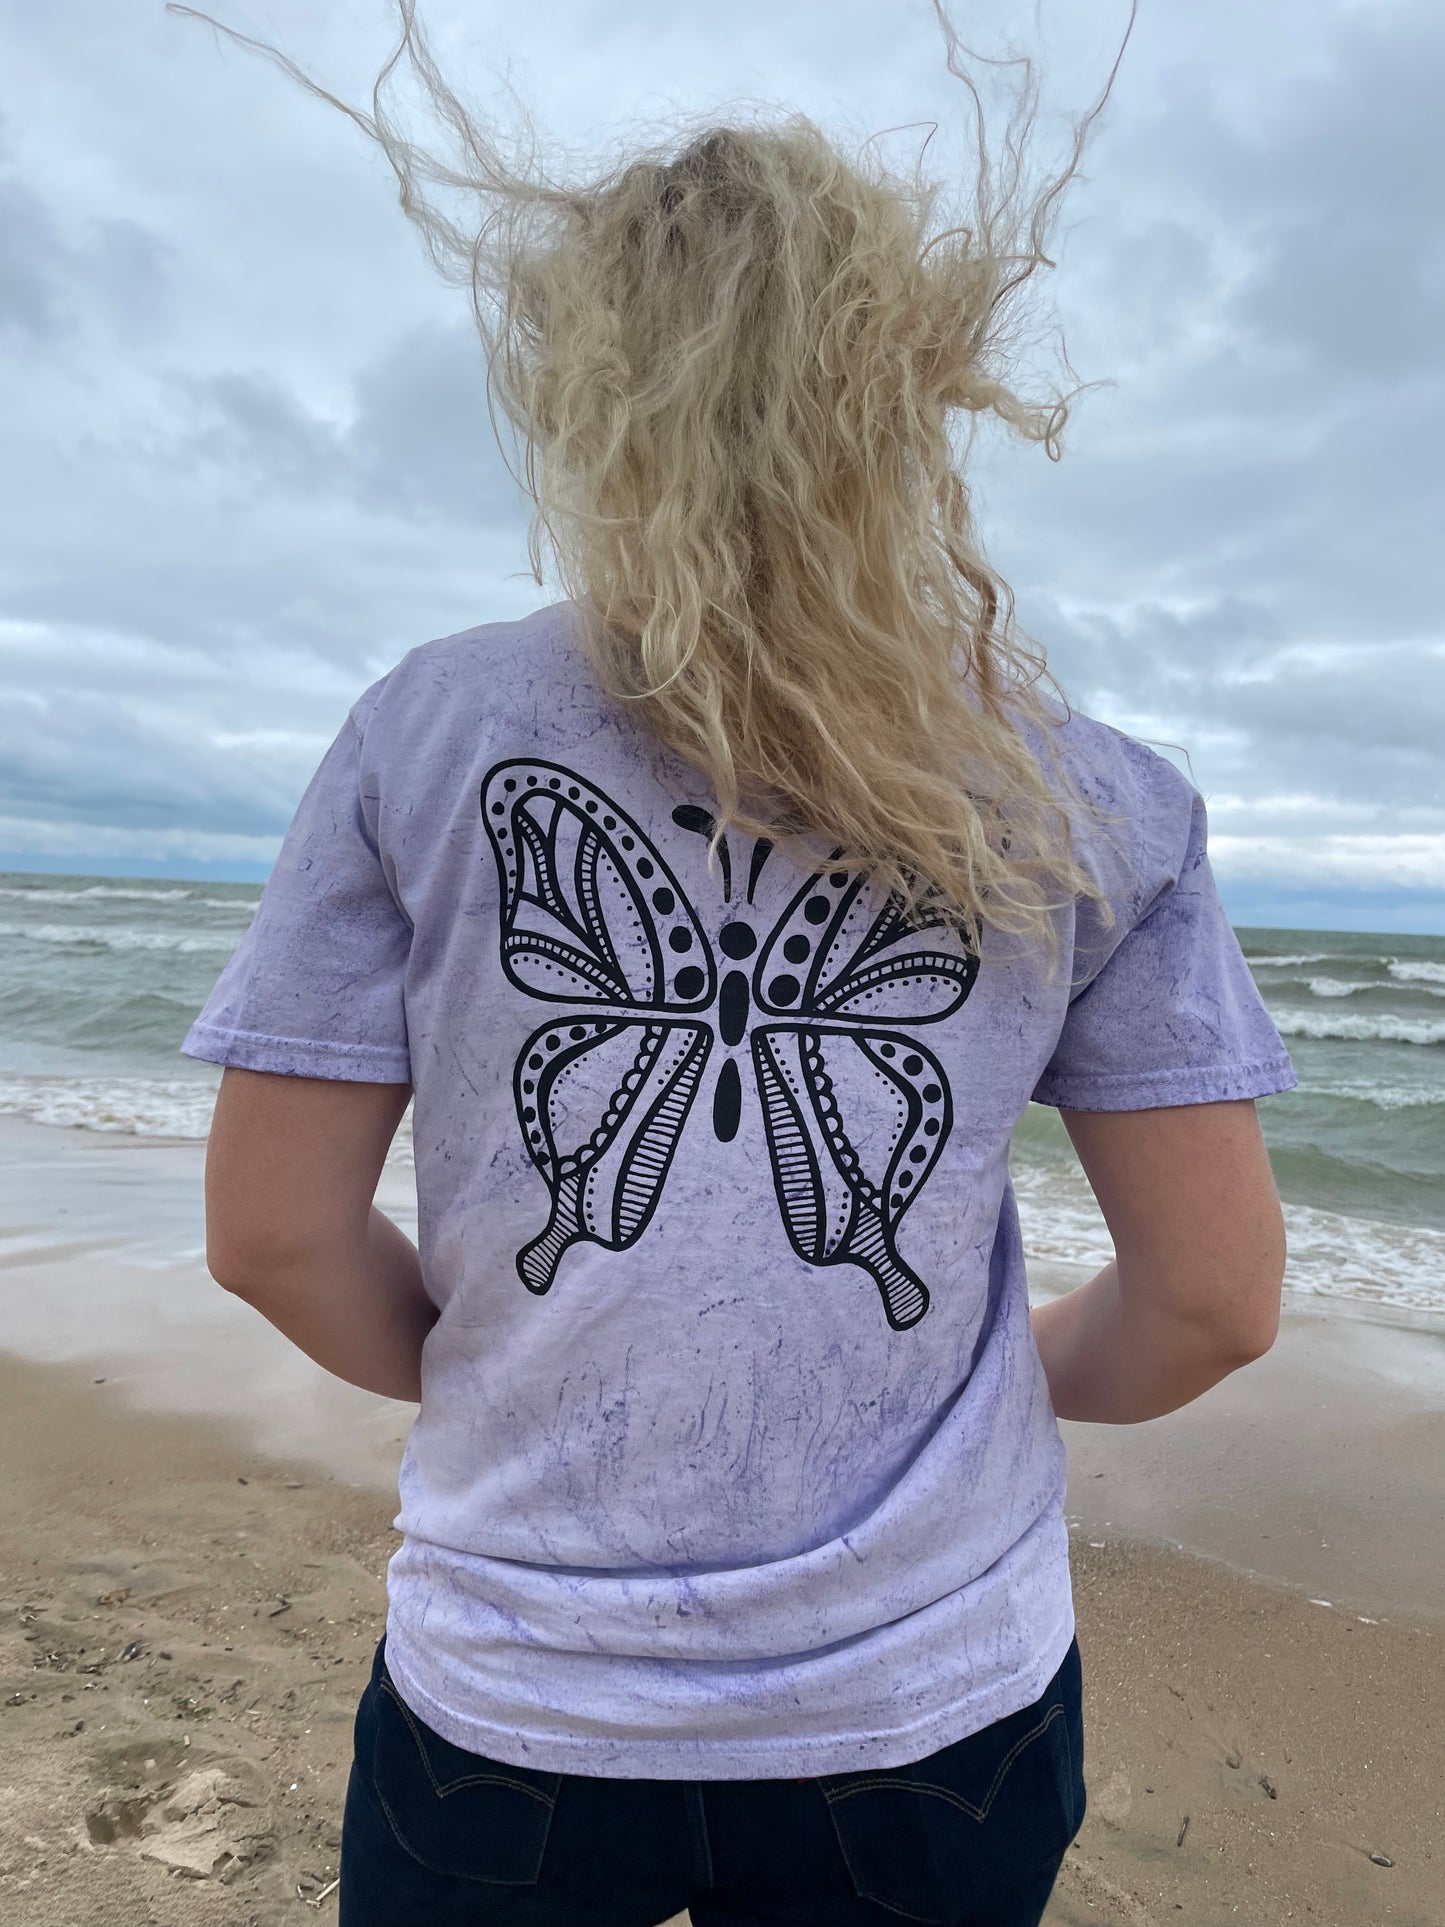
[1,0,1441,932]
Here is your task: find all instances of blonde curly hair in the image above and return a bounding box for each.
[171,1,1136,974]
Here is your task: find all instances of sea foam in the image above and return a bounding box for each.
[0,921,239,956]
[0,1073,416,1167]
[1013,1157,1445,1316]
[1389,958,1445,986]
[0,885,254,913]
[1272,1007,1445,1047]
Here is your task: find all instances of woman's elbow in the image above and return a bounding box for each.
[207,1239,274,1300]
[1221,1221,1288,1361]
[1130,1212,1288,1364]
[1232,1302,1282,1362]
[205,1221,319,1301]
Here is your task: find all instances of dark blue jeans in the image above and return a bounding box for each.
[339,1633,1085,1927]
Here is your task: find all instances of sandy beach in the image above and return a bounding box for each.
[1,1115,1441,1927]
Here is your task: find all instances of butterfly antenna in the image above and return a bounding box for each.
[746,839,774,904]
[672,805,732,900]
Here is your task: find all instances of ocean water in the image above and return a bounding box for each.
[1,874,1442,1324]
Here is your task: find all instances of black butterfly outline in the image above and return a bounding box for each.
[481,759,981,1330]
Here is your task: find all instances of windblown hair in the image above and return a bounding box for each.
[170,1,1137,974]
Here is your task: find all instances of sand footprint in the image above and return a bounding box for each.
[84,1753,273,1881]
[1092,1766,1134,1828]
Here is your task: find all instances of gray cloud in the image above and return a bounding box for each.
[0,0,1440,922]
[963,0,1445,916]
[0,172,71,342]
[348,321,529,524]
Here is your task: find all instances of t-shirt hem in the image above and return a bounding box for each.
[181,1020,412,1084]
[1031,1055,1298,1112]
[376,1605,1078,1781]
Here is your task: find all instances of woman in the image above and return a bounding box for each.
[178,5,1295,1923]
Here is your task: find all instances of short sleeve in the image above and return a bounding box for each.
[181,686,412,1083]
[1030,753,1297,1111]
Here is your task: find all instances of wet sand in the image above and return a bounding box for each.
[0,1114,417,1486]
[1,1115,1442,1925]
[1032,1259,1445,1625]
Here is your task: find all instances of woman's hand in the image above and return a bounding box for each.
[203,1067,435,1402]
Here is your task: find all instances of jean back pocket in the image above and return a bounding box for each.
[362,1658,562,1885]
[818,1637,1085,1924]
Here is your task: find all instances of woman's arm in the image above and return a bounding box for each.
[203,1067,435,1402]
[1029,1098,1287,1424]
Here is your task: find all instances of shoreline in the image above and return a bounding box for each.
[3,1112,1444,1618]
[1,1346,1439,1926]
[1030,1251,1445,1339]
[6,1105,1444,1338]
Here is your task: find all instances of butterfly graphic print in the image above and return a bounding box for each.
[482,760,980,1330]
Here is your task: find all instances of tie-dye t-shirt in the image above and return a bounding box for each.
[183,600,1296,1778]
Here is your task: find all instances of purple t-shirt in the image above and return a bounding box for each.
[184,600,1296,1778]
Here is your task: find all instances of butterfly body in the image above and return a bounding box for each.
[483,760,980,1331]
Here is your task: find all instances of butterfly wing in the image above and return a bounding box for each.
[483,760,716,1010]
[752,1024,952,1330]
[747,867,975,1327]
[753,869,978,1024]
[483,761,719,1294]
[513,1015,713,1293]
